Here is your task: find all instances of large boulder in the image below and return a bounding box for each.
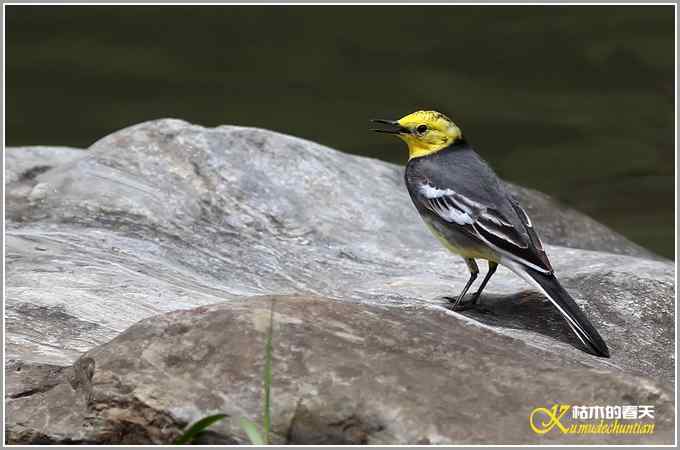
[6,296,674,444]
[4,146,85,185]
[5,120,674,444]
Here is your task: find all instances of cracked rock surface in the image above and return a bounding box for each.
[6,296,675,444]
[5,120,675,444]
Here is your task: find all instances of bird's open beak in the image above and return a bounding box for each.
[370,119,408,134]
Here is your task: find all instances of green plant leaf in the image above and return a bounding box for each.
[263,299,275,444]
[174,413,228,445]
[240,417,265,445]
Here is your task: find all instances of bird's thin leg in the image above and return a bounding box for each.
[445,258,479,310]
[469,261,499,305]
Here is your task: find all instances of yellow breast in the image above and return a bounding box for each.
[425,223,500,262]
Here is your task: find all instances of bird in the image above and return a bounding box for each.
[371,110,609,358]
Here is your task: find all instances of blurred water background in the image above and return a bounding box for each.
[6,6,675,257]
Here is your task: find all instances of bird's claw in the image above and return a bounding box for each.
[444,294,490,313]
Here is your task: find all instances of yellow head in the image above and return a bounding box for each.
[371,110,462,159]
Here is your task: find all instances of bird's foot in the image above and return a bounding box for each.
[444,295,491,314]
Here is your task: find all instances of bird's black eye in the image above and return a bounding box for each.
[416,124,428,134]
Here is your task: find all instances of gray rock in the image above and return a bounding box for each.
[504,183,657,260]
[5,296,674,444]
[4,135,652,258]
[5,120,675,444]
[4,146,87,230]
[4,146,86,186]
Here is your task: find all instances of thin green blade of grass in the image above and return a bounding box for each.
[239,417,266,445]
[174,413,228,444]
[262,299,275,445]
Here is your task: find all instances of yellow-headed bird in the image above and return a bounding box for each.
[371,110,609,357]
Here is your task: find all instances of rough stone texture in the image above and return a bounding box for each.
[4,146,85,186]
[4,139,654,259]
[5,296,674,444]
[503,184,658,260]
[5,120,675,444]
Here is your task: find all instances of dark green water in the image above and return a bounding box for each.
[6,6,675,257]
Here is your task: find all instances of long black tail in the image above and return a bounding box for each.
[523,267,609,357]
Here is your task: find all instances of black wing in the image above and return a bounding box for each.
[416,181,553,274]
